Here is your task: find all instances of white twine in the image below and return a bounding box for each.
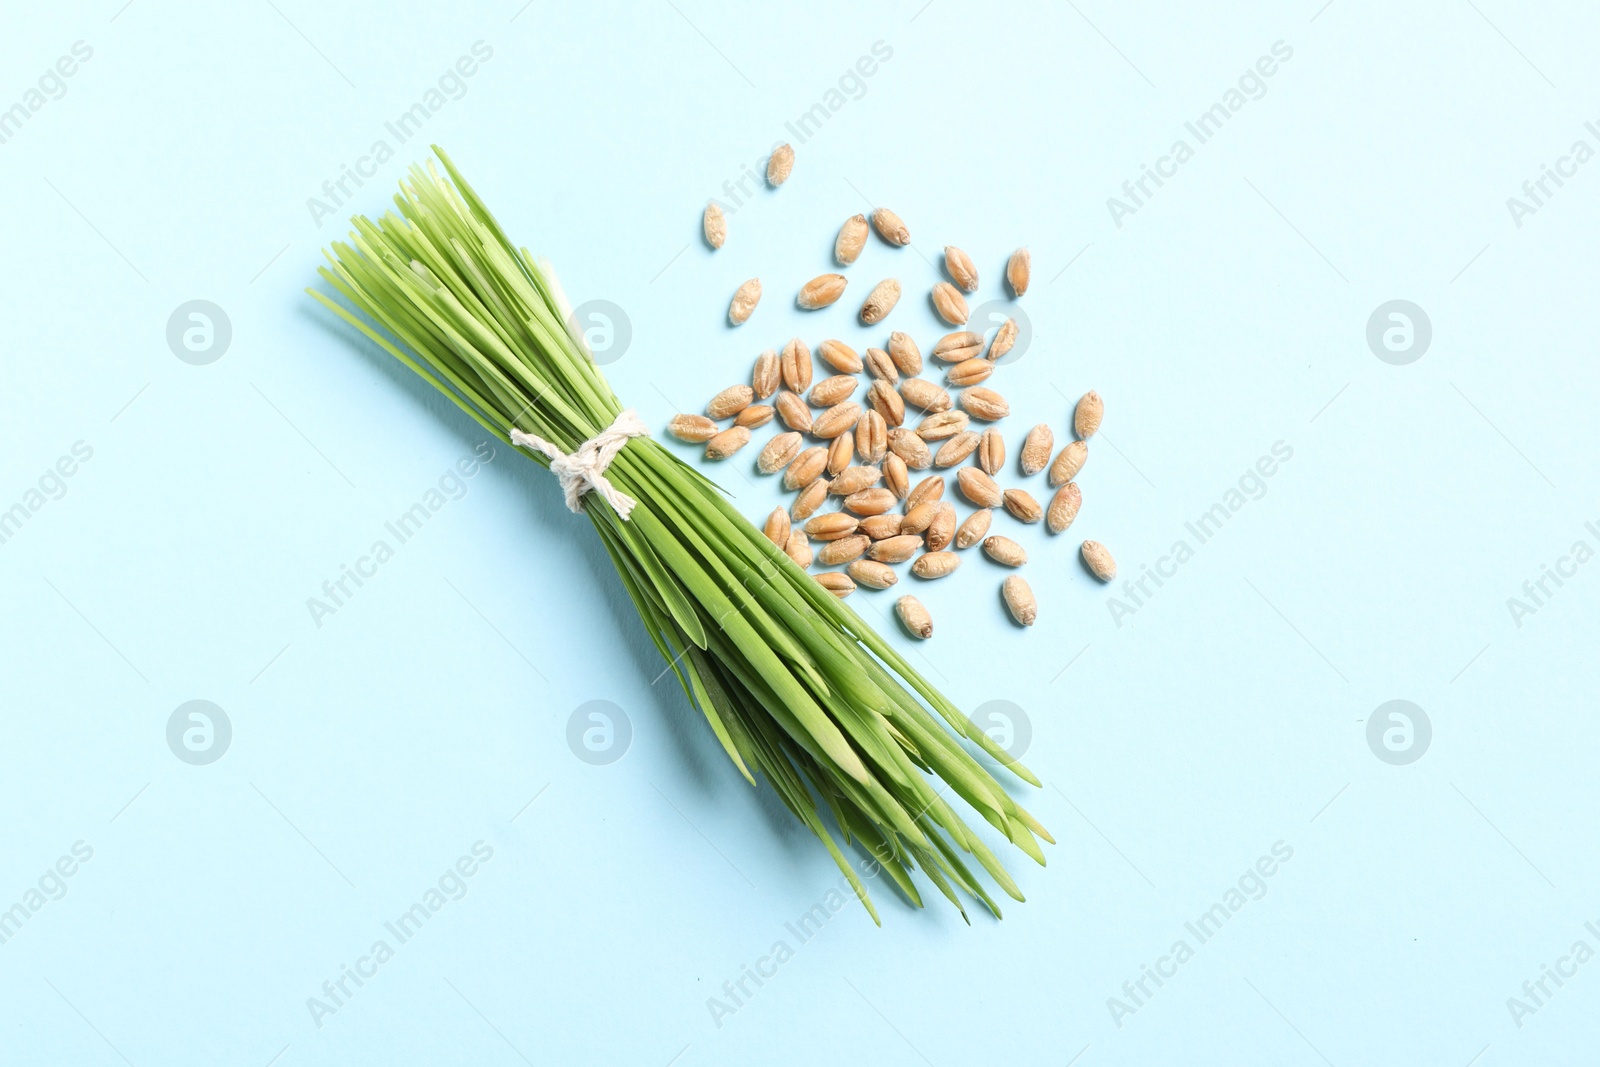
[510,409,648,520]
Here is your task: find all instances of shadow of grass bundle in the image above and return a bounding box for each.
[310,148,1050,922]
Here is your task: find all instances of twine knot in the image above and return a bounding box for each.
[510,409,648,520]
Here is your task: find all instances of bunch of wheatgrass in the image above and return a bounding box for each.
[309,148,1051,922]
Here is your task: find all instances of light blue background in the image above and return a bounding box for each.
[3,0,1597,1063]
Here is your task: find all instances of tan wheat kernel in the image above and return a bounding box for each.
[912,551,960,579]
[785,530,813,567]
[872,207,910,246]
[767,143,794,186]
[752,349,780,399]
[896,595,933,638]
[1046,482,1082,534]
[1002,575,1037,626]
[704,202,726,249]
[1049,440,1088,486]
[815,571,856,597]
[887,332,923,376]
[728,278,761,325]
[817,339,862,374]
[707,384,753,419]
[1020,424,1053,475]
[860,279,901,325]
[798,274,847,310]
[977,428,1004,475]
[847,560,897,589]
[780,338,812,393]
[955,508,992,549]
[758,431,803,474]
[835,214,869,265]
[668,414,718,443]
[1081,539,1116,581]
[705,426,751,460]
[944,245,978,292]
[1007,247,1030,297]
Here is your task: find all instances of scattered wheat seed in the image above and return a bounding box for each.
[784,530,813,567]
[944,245,979,292]
[860,279,902,325]
[798,274,848,310]
[947,358,994,387]
[1020,424,1053,476]
[818,535,871,566]
[925,503,957,551]
[817,339,862,374]
[1075,390,1104,439]
[859,514,902,540]
[1003,488,1042,523]
[856,410,888,464]
[916,410,969,441]
[931,282,970,326]
[812,401,863,439]
[896,595,933,638]
[707,384,754,419]
[847,559,898,589]
[887,332,923,376]
[780,338,813,393]
[705,426,751,460]
[752,349,780,399]
[955,508,992,549]
[956,467,1002,508]
[703,202,726,249]
[887,428,932,470]
[1002,574,1037,626]
[764,507,790,547]
[829,465,883,496]
[1007,247,1031,297]
[809,374,858,408]
[934,431,980,467]
[1049,440,1088,486]
[668,414,718,443]
[882,453,909,499]
[932,331,983,363]
[869,535,924,564]
[960,386,1010,421]
[814,571,856,597]
[767,143,795,186]
[835,213,869,265]
[977,428,1005,476]
[792,478,830,521]
[783,446,828,489]
[912,551,960,579]
[901,501,937,536]
[863,346,899,383]
[735,404,773,429]
[872,207,910,246]
[827,431,854,476]
[899,377,951,413]
[987,317,1019,362]
[775,391,812,433]
[844,487,896,516]
[757,431,803,475]
[804,512,859,541]
[906,474,945,511]
[983,535,1027,567]
[728,278,761,325]
[868,380,906,427]
[1046,482,1082,534]
[1081,539,1116,581]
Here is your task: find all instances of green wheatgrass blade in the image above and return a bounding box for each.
[310,148,1052,920]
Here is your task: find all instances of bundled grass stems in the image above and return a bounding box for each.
[309,148,1051,922]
